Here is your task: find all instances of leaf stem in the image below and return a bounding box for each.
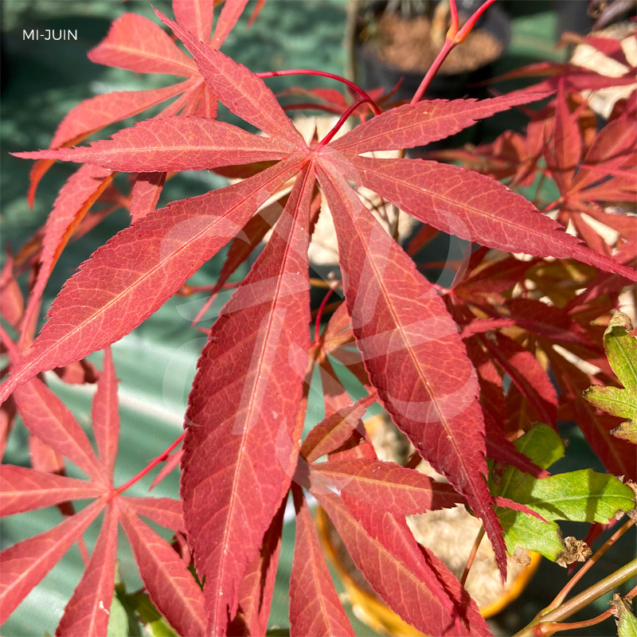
[410,0,498,104]
[114,432,186,496]
[256,70,382,115]
[535,584,637,635]
[461,525,485,586]
[317,98,375,148]
[548,517,635,610]
[410,38,455,105]
[535,610,612,635]
[314,287,336,343]
[513,558,637,637]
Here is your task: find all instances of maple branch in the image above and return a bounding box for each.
[548,517,635,610]
[114,432,186,496]
[535,610,613,634]
[535,585,637,636]
[410,0,497,104]
[514,559,637,637]
[317,98,375,148]
[256,70,382,114]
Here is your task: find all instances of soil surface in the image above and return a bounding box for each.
[366,12,503,74]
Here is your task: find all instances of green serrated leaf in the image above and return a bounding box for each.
[585,311,637,444]
[513,469,635,522]
[491,424,635,561]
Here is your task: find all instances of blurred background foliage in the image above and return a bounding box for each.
[0,1,634,635]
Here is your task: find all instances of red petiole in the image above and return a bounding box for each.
[113,432,186,496]
[411,0,498,104]
[257,69,382,115]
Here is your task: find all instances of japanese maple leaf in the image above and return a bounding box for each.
[6,11,637,634]
[28,0,253,207]
[0,347,205,636]
[20,0,258,354]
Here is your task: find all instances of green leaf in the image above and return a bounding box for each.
[491,424,635,561]
[613,596,637,637]
[107,595,131,637]
[510,422,566,470]
[513,469,636,522]
[496,509,565,561]
[129,593,178,637]
[585,311,637,444]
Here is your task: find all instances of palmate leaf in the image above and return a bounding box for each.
[547,346,637,481]
[585,312,637,444]
[0,348,203,635]
[28,0,256,204]
[0,156,305,401]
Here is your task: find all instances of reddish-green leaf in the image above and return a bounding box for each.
[181,165,314,635]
